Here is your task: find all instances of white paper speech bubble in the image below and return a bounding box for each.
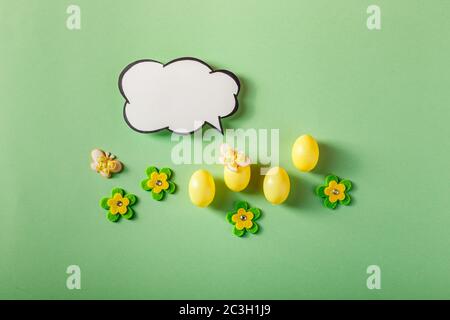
[118,57,240,134]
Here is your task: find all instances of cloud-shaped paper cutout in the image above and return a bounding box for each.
[118,57,240,134]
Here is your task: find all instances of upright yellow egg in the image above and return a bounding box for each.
[263,167,290,204]
[224,165,251,192]
[189,169,215,207]
[291,134,319,172]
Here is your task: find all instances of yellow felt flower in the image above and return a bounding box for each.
[147,172,169,194]
[107,193,130,215]
[324,180,346,203]
[231,208,254,230]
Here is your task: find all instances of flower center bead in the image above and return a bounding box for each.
[117,201,123,207]
[240,215,247,221]
[332,189,340,195]
[156,180,162,186]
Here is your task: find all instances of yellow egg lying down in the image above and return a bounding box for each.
[224,165,251,192]
[291,134,319,172]
[189,169,215,207]
[263,166,290,204]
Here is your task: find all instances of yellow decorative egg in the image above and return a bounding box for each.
[291,134,319,172]
[189,169,215,207]
[263,166,290,204]
[224,165,251,192]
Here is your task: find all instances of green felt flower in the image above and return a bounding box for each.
[226,201,262,237]
[141,166,176,201]
[315,174,352,209]
[100,187,137,222]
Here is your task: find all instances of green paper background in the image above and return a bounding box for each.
[1,0,449,299]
